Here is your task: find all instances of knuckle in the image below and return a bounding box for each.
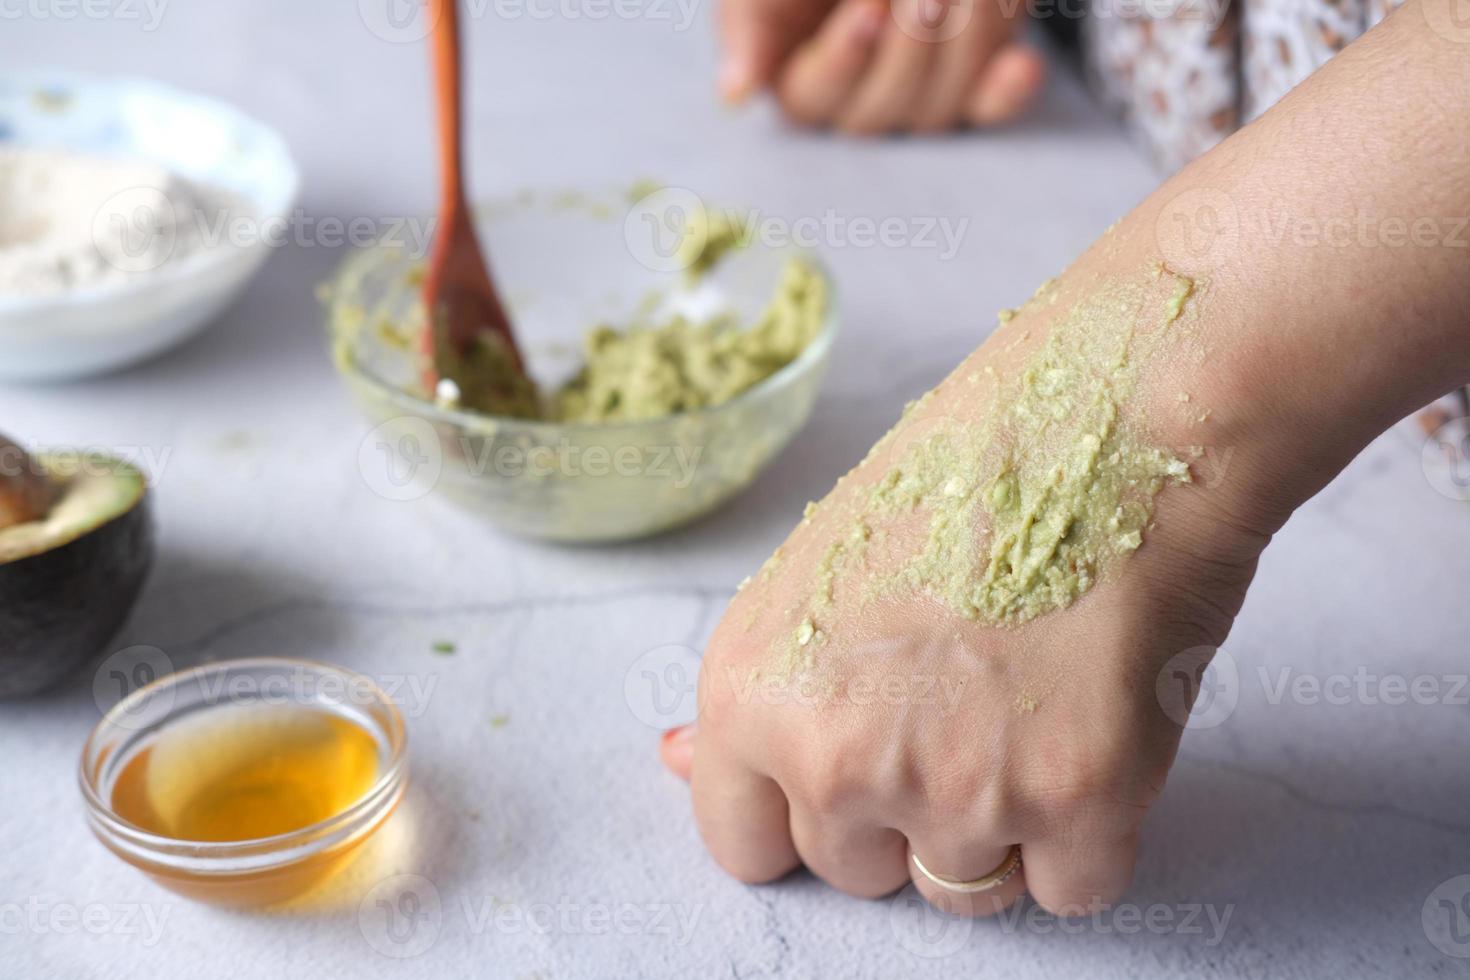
[710,849,792,886]
[793,758,858,815]
[1032,874,1129,916]
[775,88,828,128]
[785,731,871,815]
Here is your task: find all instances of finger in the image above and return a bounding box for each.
[690,735,801,883]
[965,43,1046,126]
[777,0,886,126]
[660,724,696,781]
[718,0,834,103]
[906,838,1028,917]
[1020,831,1140,916]
[788,804,910,898]
[910,2,1004,133]
[835,16,939,135]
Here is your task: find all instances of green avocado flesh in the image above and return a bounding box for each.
[0,454,153,699]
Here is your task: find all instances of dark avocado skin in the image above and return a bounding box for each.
[0,495,154,698]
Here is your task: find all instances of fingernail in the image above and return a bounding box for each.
[719,59,750,104]
[851,2,885,41]
[662,724,696,747]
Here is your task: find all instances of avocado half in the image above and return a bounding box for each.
[0,452,154,698]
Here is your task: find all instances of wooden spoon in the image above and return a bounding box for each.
[422,0,532,413]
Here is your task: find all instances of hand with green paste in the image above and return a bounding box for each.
[717,0,1045,134]
[665,0,1470,915]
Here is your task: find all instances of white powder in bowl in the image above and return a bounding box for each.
[0,147,248,297]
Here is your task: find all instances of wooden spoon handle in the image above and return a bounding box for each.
[429,0,467,218]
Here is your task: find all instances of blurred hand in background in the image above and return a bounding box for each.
[717,0,1046,134]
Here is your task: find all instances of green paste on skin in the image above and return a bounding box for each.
[771,266,1200,676]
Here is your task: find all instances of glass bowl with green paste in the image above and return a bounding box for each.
[323,190,837,542]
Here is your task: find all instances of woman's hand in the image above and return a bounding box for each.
[672,0,1470,915]
[661,263,1270,915]
[717,0,1045,134]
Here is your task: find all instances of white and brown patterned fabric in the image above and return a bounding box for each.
[1083,0,1240,173]
[1241,0,1363,119]
[1078,0,1402,170]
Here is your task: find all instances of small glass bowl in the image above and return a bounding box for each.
[323,192,838,542]
[79,658,408,908]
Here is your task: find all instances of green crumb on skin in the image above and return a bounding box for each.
[1164,276,1194,322]
[431,640,457,655]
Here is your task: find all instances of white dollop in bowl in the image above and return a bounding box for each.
[0,73,300,382]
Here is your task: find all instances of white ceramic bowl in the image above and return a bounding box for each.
[0,73,300,382]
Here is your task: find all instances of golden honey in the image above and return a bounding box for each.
[82,659,407,909]
[111,703,380,843]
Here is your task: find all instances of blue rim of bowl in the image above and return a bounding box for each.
[0,71,301,318]
[332,245,842,437]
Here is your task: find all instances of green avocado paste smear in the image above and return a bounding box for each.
[769,266,1201,677]
[340,206,827,424]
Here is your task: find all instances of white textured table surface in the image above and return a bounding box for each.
[5,4,1470,978]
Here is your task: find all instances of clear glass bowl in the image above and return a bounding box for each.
[78,658,408,908]
[323,194,838,542]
